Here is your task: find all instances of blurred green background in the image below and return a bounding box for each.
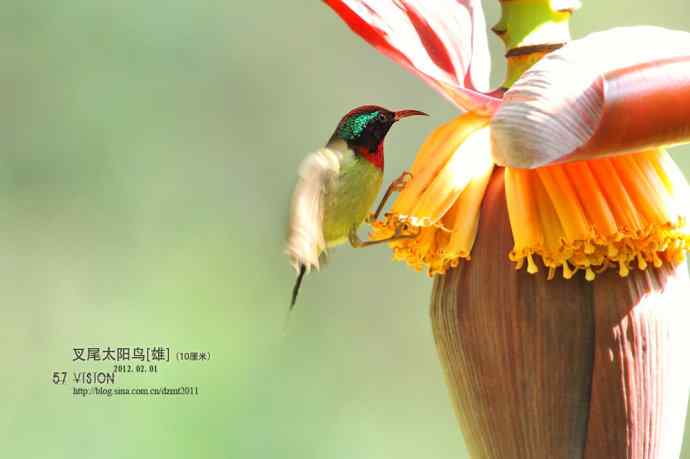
[2,1,689,458]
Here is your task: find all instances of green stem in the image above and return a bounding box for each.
[495,0,578,88]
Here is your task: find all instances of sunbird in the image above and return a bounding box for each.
[286,105,427,307]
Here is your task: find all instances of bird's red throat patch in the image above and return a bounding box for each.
[357,143,384,170]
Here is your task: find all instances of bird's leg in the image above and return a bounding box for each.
[366,171,413,223]
[349,221,421,248]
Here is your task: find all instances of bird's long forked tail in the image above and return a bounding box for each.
[290,264,307,309]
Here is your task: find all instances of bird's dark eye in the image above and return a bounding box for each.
[377,113,387,122]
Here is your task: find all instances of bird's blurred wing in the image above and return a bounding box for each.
[286,148,340,273]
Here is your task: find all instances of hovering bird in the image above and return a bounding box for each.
[286,105,427,308]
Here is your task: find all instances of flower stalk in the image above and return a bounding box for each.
[494,0,574,87]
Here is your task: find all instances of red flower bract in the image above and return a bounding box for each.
[324,0,501,113]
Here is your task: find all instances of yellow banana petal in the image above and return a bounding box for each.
[505,167,544,265]
[410,127,492,225]
[392,113,489,216]
[371,115,493,275]
[506,149,690,280]
[444,158,495,261]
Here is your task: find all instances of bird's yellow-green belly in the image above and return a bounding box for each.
[323,162,382,247]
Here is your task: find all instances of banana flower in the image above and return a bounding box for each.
[325,1,690,458]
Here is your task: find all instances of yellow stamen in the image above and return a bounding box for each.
[526,253,538,274]
[547,267,556,280]
[562,261,574,279]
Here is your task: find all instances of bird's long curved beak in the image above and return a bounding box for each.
[394,109,428,121]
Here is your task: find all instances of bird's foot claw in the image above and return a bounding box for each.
[391,171,413,192]
[367,172,413,224]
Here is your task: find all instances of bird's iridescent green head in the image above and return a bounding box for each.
[336,108,383,140]
[332,105,427,153]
